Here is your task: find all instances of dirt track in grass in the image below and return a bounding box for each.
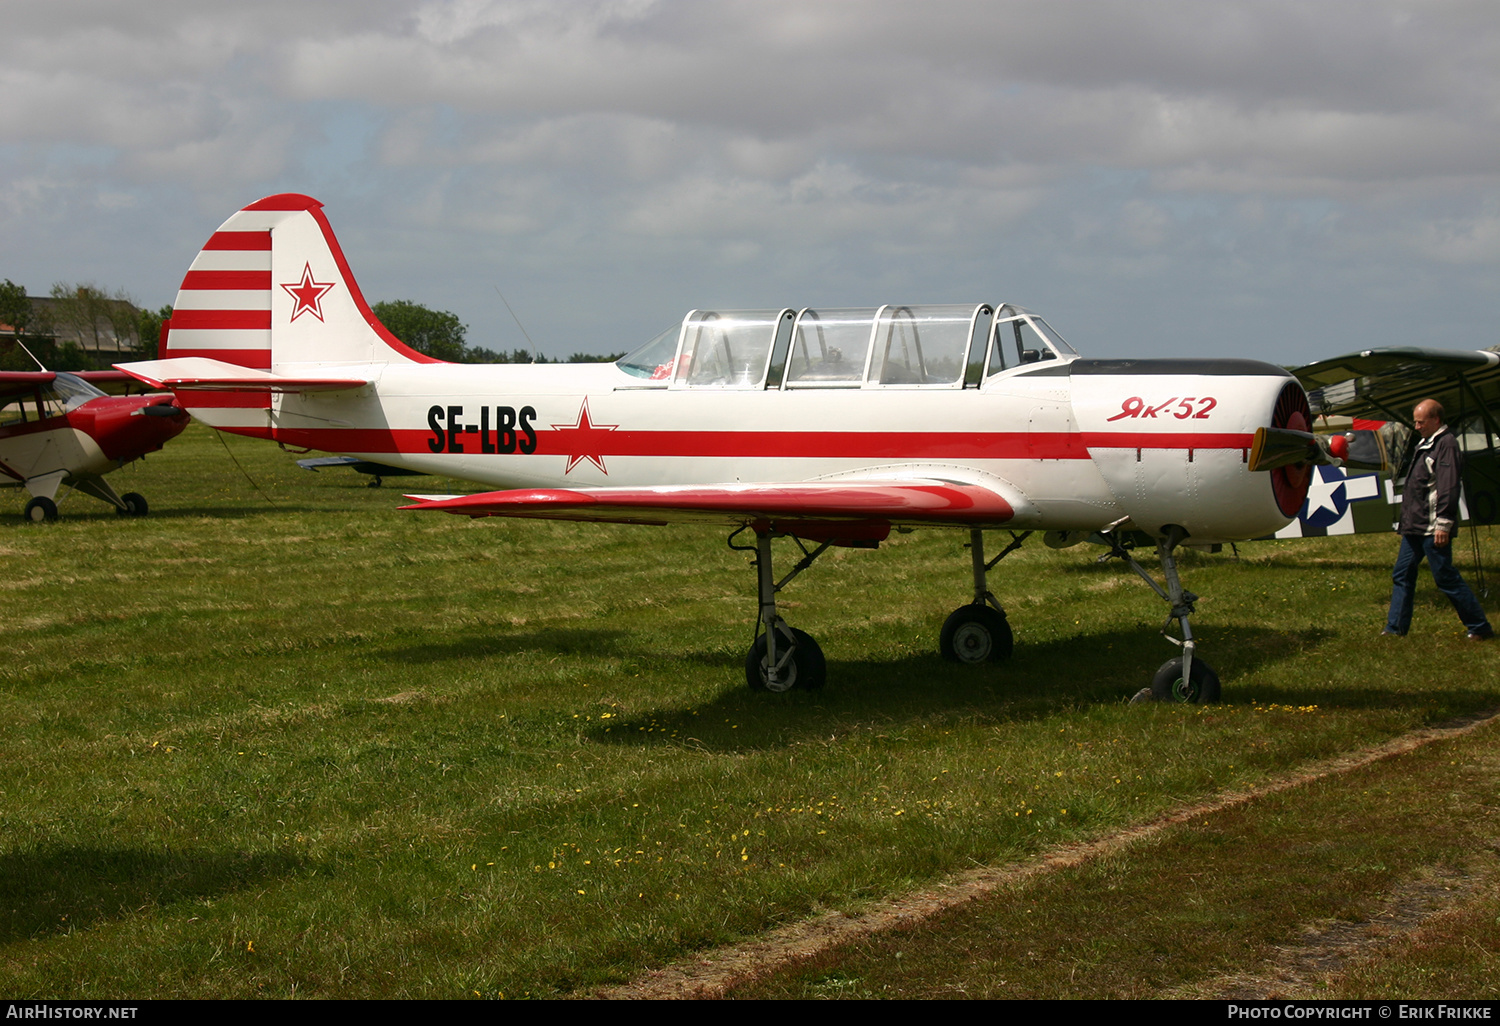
[596,706,1500,1000]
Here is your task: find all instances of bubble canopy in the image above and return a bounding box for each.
[616,304,1075,388]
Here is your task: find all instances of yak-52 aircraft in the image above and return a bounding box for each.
[0,370,188,520]
[116,194,1336,702]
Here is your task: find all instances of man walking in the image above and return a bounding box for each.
[1384,399,1493,639]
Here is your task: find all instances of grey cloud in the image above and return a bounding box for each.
[2,0,1498,361]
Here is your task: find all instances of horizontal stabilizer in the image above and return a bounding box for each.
[400,480,1014,531]
[114,357,368,393]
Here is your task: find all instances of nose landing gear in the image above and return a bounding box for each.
[1102,524,1221,704]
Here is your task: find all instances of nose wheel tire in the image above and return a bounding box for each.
[940,604,1013,663]
[1150,657,1221,704]
[23,497,58,523]
[746,628,826,692]
[117,493,149,517]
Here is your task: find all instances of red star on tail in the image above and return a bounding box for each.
[550,398,618,474]
[279,263,337,322]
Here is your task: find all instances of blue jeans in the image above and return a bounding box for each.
[1387,533,1491,635]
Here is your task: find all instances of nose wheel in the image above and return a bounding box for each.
[1102,524,1222,704]
[939,603,1013,663]
[1151,656,1220,704]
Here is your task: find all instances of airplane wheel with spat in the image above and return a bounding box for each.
[117,493,149,517]
[746,628,826,692]
[23,497,58,523]
[1150,657,1221,704]
[939,604,1013,663]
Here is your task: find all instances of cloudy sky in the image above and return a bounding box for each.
[3,1,1497,363]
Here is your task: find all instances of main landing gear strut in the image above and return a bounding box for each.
[939,528,1027,664]
[1100,524,1221,704]
[734,528,829,692]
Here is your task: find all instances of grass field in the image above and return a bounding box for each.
[1,423,1497,998]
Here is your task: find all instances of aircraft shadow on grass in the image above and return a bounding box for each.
[374,619,1481,754]
[0,845,301,944]
[578,624,1346,748]
[375,626,634,665]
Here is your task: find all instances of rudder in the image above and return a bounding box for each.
[164,194,440,373]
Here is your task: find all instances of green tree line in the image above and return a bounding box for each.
[371,299,624,364]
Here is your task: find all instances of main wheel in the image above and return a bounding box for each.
[939,604,1014,663]
[1150,657,1221,704]
[117,492,149,517]
[23,496,58,523]
[746,627,826,692]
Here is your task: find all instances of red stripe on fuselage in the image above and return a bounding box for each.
[231,426,1255,460]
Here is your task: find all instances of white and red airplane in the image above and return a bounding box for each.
[0,370,188,520]
[117,194,1330,702]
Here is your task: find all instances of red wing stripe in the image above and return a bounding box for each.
[203,231,272,251]
[401,483,1014,524]
[180,271,272,290]
[170,310,272,330]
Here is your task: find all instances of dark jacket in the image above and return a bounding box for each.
[1399,426,1463,537]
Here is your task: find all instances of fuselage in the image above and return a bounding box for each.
[221,354,1302,544]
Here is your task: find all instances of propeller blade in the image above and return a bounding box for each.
[1248,426,1331,472]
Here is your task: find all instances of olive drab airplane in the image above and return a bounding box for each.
[0,370,188,520]
[1277,346,1500,539]
[116,194,1337,703]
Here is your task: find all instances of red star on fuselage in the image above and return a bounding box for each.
[550,398,618,474]
[279,263,337,322]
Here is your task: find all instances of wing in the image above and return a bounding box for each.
[115,357,367,393]
[401,480,1015,543]
[1295,346,1500,420]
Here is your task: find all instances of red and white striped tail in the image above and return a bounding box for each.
[164,194,439,374]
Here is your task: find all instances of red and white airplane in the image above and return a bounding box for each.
[117,194,1330,702]
[0,370,188,521]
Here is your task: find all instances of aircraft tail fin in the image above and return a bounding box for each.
[163,194,441,373]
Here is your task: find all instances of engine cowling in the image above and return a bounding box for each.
[1067,360,1310,543]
